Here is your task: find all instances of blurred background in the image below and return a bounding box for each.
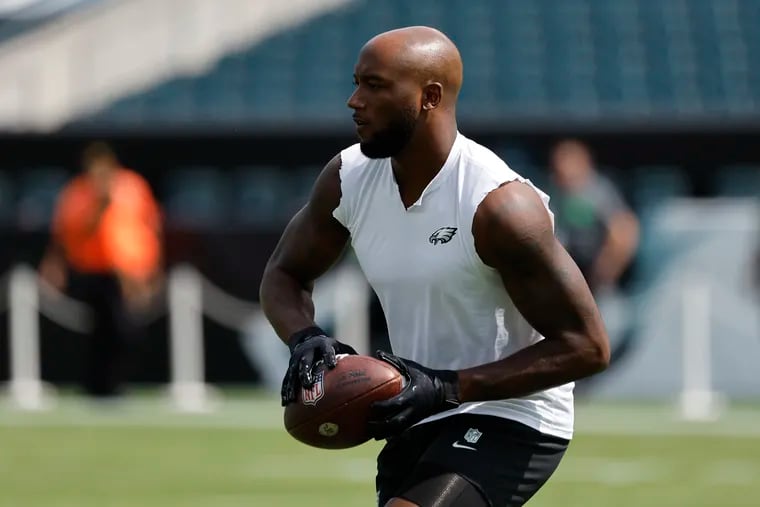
[0,0,758,506]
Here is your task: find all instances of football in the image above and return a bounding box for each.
[283,354,405,449]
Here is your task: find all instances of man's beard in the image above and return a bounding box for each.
[359,107,418,159]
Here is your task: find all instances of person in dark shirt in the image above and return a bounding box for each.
[549,139,639,294]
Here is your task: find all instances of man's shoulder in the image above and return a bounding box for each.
[338,143,373,171]
[459,136,514,177]
[457,137,534,197]
[473,179,555,263]
[478,177,549,217]
[340,142,363,158]
[335,143,386,184]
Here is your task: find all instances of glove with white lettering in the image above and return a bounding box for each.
[367,350,460,439]
[280,326,357,406]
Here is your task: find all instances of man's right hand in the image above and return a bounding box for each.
[280,326,357,406]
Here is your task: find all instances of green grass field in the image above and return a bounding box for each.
[1,393,759,507]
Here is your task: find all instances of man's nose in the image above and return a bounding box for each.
[347,88,363,110]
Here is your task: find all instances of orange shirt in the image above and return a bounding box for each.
[52,168,162,281]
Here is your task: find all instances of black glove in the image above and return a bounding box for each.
[367,350,460,440]
[280,326,357,406]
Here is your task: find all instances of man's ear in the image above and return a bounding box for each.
[422,82,443,110]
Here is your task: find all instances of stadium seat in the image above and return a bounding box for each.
[630,165,690,212]
[70,0,760,126]
[231,165,320,228]
[230,166,290,228]
[15,167,70,230]
[162,167,229,228]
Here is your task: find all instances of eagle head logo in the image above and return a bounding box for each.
[429,227,458,245]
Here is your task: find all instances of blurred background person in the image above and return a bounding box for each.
[548,139,641,382]
[38,141,163,398]
[549,139,640,295]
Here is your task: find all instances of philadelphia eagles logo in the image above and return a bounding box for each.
[429,227,457,245]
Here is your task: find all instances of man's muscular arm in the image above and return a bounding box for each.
[260,155,357,402]
[259,154,349,342]
[458,181,610,402]
[367,181,609,438]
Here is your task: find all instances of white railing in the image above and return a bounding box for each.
[167,265,210,412]
[679,281,723,421]
[1,261,370,412]
[9,265,52,410]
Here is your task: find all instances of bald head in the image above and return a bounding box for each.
[347,26,462,159]
[361,26,463,106]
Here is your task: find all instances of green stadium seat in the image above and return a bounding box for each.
[231,166,290,227]
[163,167,229,228]
[631,165,690,212]
[71,0,760,126]
[231,165,320,228]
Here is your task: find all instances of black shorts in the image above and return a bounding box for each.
[376,414,569,507]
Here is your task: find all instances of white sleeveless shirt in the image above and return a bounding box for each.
[333,133,574,439]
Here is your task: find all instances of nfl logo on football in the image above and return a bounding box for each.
[301,371,325,405]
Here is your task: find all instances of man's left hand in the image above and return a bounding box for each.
[367,351,460,440]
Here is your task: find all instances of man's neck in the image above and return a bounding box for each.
[392,122,458,188]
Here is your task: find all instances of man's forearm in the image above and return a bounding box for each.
[259,266,317,344]
[457,336,608,402]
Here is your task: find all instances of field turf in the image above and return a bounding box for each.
[1,392,758,507]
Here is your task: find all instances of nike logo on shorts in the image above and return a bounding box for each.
[451,441,477,451]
